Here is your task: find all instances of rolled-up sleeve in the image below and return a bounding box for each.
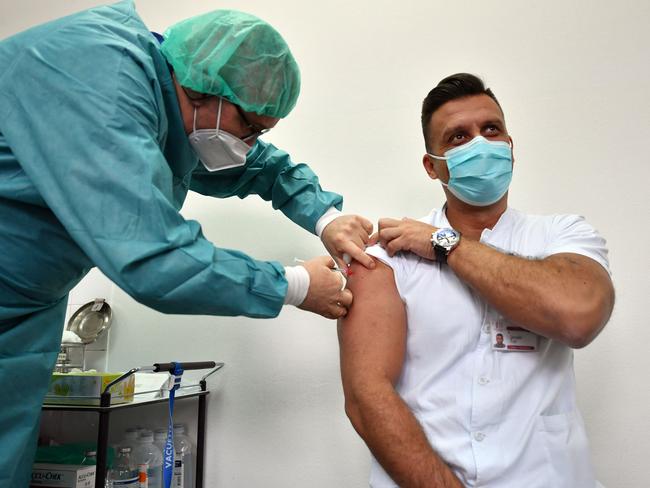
[543,214,611,275]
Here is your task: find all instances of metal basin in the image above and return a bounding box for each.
[67,299,113,344]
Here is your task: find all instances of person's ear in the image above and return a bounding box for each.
[509,135,515,166]
[423,153,439,181]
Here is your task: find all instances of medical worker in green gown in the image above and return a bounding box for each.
[0,2,376,485]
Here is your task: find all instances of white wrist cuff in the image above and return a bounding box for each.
[283,265,310,306]
[315,207,343,237]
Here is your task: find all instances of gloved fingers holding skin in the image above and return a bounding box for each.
[336,240,374,273]
[298,256,354,319]
[321,215,375,270]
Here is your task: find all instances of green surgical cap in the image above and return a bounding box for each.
[161,10,300,118]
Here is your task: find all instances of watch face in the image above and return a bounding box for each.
[435,228,460,247]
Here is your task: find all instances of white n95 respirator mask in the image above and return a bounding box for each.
[189,98,250,172]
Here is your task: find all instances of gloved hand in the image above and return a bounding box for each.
[321,215,375,270]
[298,256,353,319]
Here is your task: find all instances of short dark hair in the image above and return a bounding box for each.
[421,73,502,151]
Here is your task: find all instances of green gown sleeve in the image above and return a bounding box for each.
[0,19,286,318]
[189,140,344,235]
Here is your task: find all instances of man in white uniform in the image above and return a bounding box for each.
[338,73,615,487]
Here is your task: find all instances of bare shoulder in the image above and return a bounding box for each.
[344,257,403,321]
[346,258,397,296]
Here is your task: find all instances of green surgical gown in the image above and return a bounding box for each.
[0,2,342,486]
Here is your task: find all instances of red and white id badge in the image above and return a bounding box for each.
[491,317,538,352]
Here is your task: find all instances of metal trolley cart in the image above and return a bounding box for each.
[42,361,224,488]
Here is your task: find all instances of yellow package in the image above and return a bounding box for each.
[46,372,135,406]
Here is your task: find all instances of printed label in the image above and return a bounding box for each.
[174,460,184,488]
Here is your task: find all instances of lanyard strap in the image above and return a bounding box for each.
[163,362,183,488]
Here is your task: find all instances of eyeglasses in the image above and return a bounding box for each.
[233,104,271,142]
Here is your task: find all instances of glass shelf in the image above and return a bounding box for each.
[43,362,224,412]
[43,384,210,412]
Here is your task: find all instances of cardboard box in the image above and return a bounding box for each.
[45,372,135,405]
[31,463,95,488]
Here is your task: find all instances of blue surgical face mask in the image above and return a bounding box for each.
[428,135,513,206]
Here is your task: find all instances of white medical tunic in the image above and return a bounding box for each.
[366,207,610,488]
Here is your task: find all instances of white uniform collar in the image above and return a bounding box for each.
[480,206,517,244]
[430,203,517,244]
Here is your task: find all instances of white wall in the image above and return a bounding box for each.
[3,1,649,486]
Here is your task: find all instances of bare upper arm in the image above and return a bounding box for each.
[337,258,407,390]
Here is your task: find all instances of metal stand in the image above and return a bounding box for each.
[196,364,223,488]
[43,361,224,488]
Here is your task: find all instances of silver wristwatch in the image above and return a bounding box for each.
[430,227,462,264]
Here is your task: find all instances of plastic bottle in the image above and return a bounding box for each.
[153,429,167,457]
[81,449,109,487]
[173,424,194,488]
[132,430,163,488]
[106,447,138,487]
[120,428,139,452]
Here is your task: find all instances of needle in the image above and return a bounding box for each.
[294,257,348,276]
